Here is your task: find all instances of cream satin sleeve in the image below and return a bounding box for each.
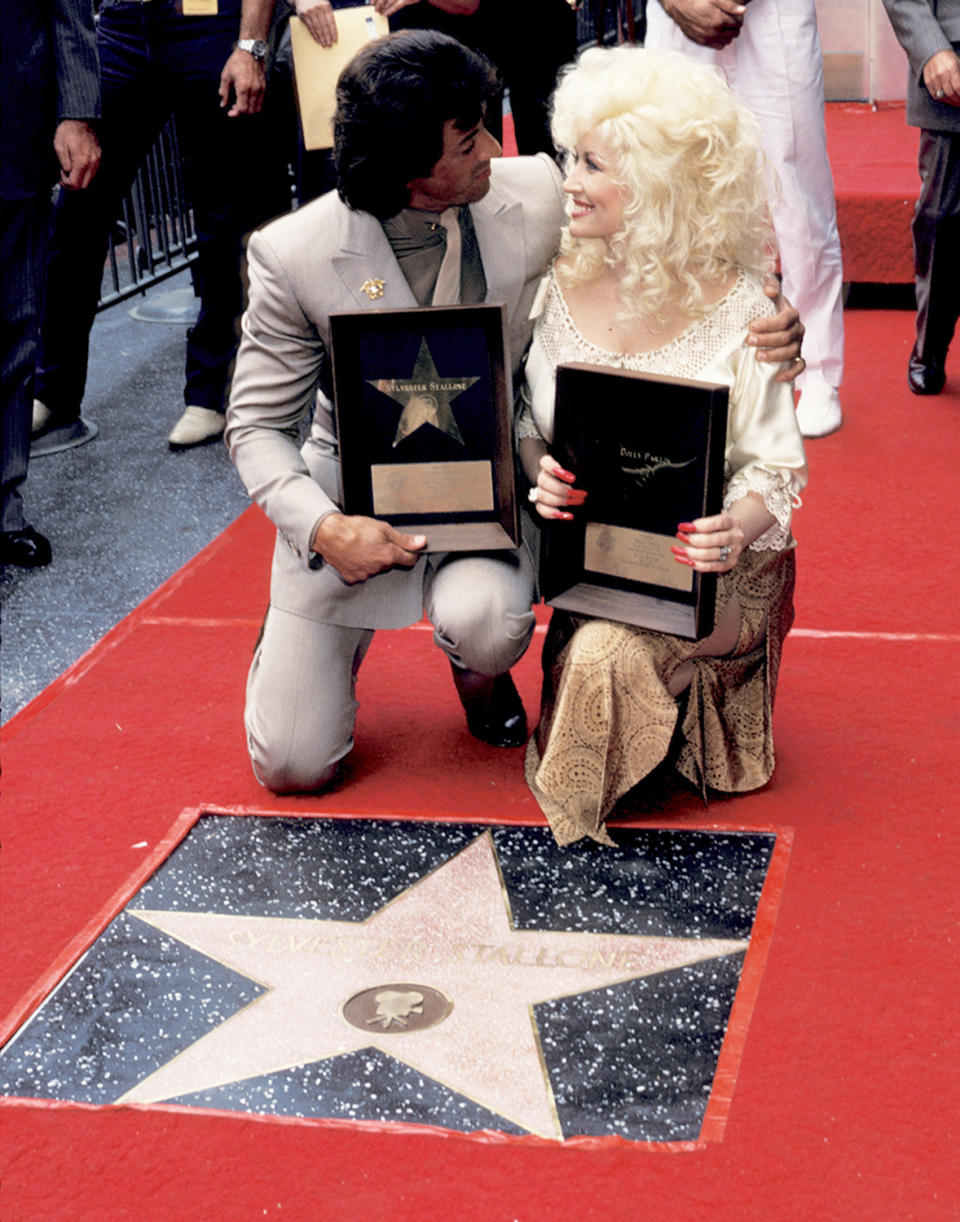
[721,342,809,552]
[225,229,341,568]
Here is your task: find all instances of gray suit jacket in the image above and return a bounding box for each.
[226,153,565,628]
[883,0,960,130]
[0,0,100,201]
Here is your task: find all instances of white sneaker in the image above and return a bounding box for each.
[168,405,225,450]
[31,398,99,455]
[32,399,53,435]
[796,382,842,438]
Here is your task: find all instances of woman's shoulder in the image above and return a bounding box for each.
[694,269,775,347]
[727,270,776,322]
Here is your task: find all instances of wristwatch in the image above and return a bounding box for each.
[236,38,268,61]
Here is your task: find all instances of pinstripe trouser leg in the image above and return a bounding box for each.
[1,195,50,534]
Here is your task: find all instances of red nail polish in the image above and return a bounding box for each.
[676,532,691,543]
[677,522,696,532]
[673,554,695,567]
[556,468,577,483]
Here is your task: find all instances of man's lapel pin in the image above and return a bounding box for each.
[361,278,385,301]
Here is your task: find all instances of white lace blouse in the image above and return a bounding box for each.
[517,268,808,551]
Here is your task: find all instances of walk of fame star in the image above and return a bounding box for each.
[117,832,746,1139]
[367,338,479,448]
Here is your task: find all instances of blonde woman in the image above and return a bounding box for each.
[518,46,808,846]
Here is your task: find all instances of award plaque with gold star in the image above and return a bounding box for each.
[0,810,791,1145]
[330,305,519,552]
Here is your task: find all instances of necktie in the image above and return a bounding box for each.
[431,207,462,306]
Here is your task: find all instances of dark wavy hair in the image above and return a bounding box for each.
[334,30,501,219]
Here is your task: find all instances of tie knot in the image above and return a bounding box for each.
[437,207,460,242]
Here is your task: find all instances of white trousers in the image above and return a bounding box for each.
[645,0,844,391]
[245,546,537,793]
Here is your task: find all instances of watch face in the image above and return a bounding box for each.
[239,38,267,60]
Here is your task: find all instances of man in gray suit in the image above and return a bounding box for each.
[0,0,100,568]
[226,30,803,794]
[882,0,960,394]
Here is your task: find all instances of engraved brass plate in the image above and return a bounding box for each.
[371,460,494,517]
[584,522,692,593]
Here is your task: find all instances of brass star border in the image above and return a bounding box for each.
[367,337,478,448]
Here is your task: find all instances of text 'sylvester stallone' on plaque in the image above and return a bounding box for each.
[372,338,477,448]
[330,305,519,553]
[540,364,729,640]
[366,337,493,516]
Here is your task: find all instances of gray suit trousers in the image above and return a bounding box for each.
[913,128,960,362]
[245,544,537,792]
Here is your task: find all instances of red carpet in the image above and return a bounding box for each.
[2,304,959,1219]
[826,102,919,284]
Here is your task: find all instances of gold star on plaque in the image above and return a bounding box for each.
[360,278,385,300]
[117,833,745,1139]
[368,338,479,448]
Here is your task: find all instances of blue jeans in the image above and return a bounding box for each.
[36,0,288,419]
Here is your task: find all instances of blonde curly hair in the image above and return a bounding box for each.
[550,45,777,321]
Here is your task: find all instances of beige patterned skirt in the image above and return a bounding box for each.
[525,549,797,846]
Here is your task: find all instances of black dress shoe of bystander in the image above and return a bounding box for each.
[0,526,52,569]
[908,345,946,396]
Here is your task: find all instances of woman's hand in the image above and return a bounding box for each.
[671,512,744,573]
[529,454,587,521]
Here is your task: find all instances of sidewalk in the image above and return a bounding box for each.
[0,271,249,721]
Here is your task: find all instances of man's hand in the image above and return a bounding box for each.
[923,49,960,107]
[748,280,805,383]
[370,0,481,14]
[660,0,746,48]
[219,47,267,116]
[370,0,418,15]
[296,0,338,46]
[312,513,427,584]
[53,120,101,190]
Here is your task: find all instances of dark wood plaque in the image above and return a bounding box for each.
[540,363,729,640]
[330,304,519,552]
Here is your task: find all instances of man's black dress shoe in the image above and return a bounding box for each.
[450,664,527,748]
[0,526,52,569]
[908,347,946,396]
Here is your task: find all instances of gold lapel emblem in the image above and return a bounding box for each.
[361,278,385,301]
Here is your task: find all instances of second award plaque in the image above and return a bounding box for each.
[330,305,519,552]
[540,363,729,640]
